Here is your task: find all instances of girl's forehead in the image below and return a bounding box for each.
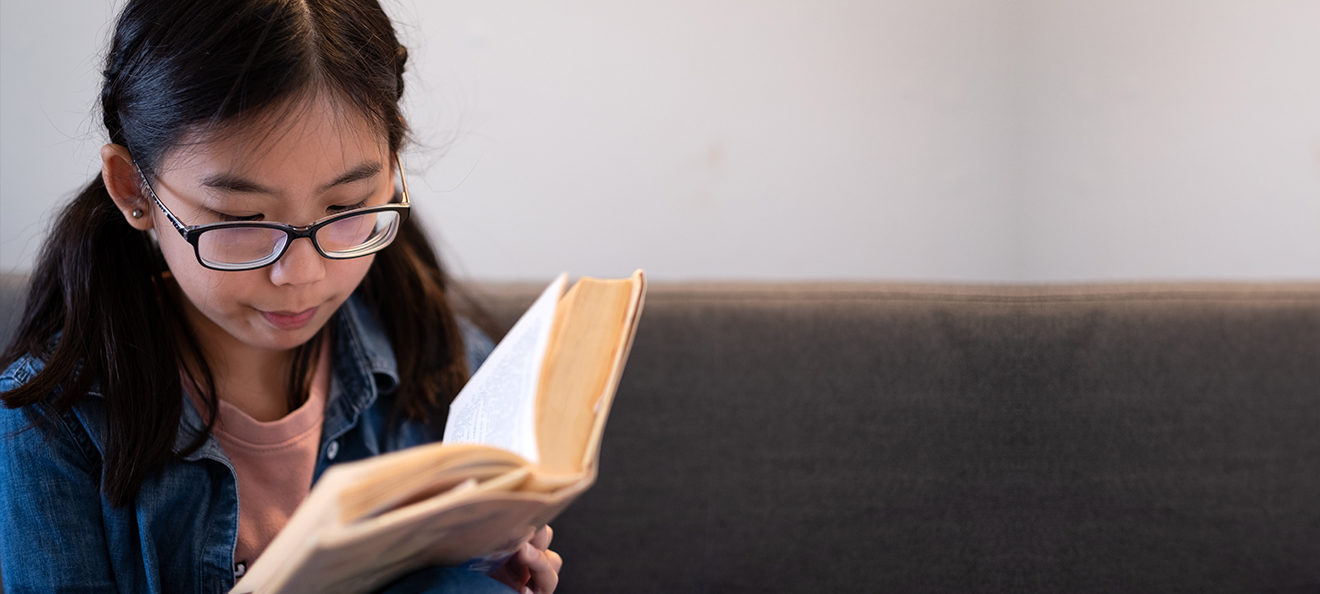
[164,93,388,176]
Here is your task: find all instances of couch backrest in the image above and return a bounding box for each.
[0,274,24,350]
[480,282,1320,592]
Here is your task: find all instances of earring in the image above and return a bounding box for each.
[131,208,144,219]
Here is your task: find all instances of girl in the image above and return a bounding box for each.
[0,0,560,592]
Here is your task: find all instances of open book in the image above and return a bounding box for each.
[231,270,646,593]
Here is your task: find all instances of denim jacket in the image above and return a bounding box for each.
[0,295,511,593]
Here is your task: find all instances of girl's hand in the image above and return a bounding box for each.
[489,525,562,594]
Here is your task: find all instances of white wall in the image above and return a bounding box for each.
[1012,0,1320,281]
[1,0,119,276]
[2,1,1318,282]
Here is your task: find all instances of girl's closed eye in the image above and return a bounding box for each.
[329,199,369,215]
[216,211,264,223]
[207,199,369,224]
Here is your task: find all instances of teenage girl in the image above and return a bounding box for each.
[0,0,560,592]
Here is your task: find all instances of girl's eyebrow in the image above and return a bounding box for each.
[320,162,383,192]
[199,174,272,194]
[198,161,383,194]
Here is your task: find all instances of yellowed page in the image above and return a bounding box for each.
[578,270,646,470]
[258,473,583,594]
[339,444,528,521]
[234,445,526,593]
[536,270,645,475]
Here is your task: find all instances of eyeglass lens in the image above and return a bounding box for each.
[195,210,401,268]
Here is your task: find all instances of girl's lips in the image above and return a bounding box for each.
[261,307,318,330]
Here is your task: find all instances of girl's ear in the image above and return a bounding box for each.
[100,143,154,231]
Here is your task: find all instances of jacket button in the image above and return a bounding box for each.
[326,440,340,460]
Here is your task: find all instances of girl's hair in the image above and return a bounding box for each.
[0,0,473,507]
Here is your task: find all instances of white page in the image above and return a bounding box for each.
[442,273,567,463]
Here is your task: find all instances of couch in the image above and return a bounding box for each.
[3,275,1320,592]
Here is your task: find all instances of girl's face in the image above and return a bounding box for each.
[110,94,394,357]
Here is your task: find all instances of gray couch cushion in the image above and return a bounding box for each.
[477,283,1320,592]
[0,274,25,349]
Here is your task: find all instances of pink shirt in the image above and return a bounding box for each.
[200,342,331,567]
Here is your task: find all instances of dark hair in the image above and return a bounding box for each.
[0,0,472,507]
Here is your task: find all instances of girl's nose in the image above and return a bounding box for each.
[268,236,326,286]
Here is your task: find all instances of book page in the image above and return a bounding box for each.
[442,273,566,463]
[535,272,643,475]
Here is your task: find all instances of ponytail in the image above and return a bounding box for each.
[0,177,215,506]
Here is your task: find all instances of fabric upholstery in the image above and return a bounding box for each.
[477,282,1320,593]
[3,277,1319,592]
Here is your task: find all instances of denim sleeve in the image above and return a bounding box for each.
[0,385,117,592]
[375,563,516,594]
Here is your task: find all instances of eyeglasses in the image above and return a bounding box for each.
[133,158,411,271]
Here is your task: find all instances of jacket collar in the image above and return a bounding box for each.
[173,294,399,461]
[321,294,398,447]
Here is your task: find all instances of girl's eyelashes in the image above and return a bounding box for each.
[215,211,263,223]
[206,198,370,223]
[328,199,369,214]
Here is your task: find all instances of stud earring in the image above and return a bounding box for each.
[131,208,144,219]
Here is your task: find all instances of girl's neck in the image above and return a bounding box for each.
[170,284,307,422]
[202,342,298,422]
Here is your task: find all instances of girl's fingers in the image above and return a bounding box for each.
[524,545,560,594]
[495,527,560,593]
[530,525,553,550]
[546,549,563,573]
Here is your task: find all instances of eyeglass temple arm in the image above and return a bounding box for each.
[393,154,410,206]
[133,163,191,236]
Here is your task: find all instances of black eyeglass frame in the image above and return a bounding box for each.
[132,156,411,271]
